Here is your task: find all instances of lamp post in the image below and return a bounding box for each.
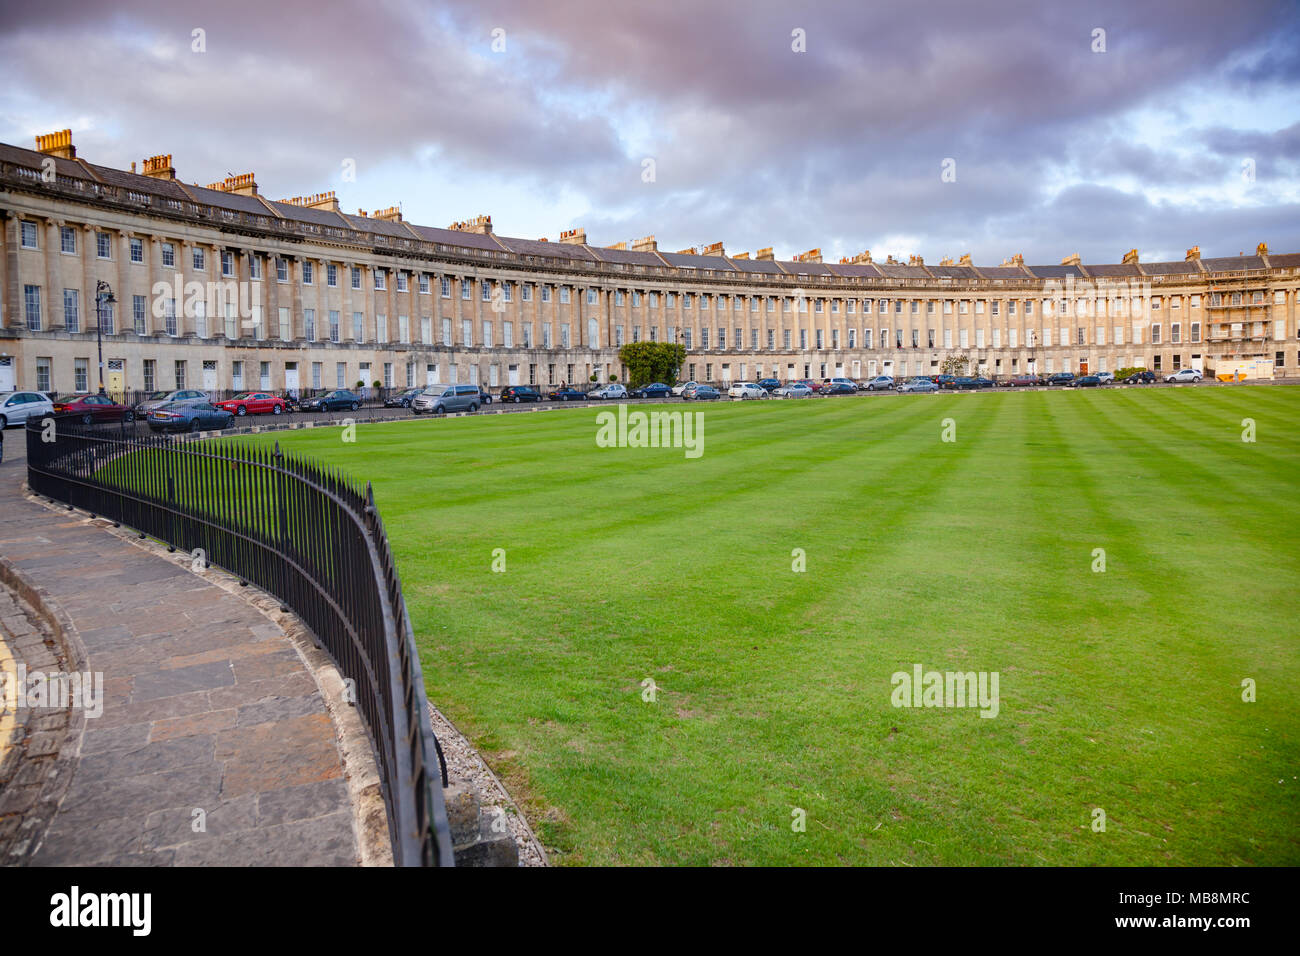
[95,280,115,396]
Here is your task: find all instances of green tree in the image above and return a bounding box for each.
[618,342,687,387]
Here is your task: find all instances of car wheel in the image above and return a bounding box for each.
[1194,376,1202,383]
[350,402,359,411]
[435,405,445,414]
[236,405,247,416]
[563,395,570,401]
[514,397,520,404]
[0,415,6,428]
[123,411,135,422]
[190,419,201,433]
[82,413,94,425]
[273,405,282,415]
[469,403,479,412]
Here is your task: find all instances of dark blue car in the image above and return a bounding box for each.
[547,387,586,402]
[147,401,235,433]
[301,389,361,411]
[630,383,672,398]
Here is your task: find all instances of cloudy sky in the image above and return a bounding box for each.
[2,0,1297,265]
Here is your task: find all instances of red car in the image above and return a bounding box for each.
[214,391,287,417]
[796,379,822,392]
[53,394,135,424]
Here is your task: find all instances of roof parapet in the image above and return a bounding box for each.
[35,129,76,159]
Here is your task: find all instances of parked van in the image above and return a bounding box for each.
[412,384,481,414]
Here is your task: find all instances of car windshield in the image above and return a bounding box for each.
[231,392,253,400]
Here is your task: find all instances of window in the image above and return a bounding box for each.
[481,279,492,302]
[61,226,77,254]
[783,329,792,349]
[913,329,921,348]
[21,221,38,248]
[441,277,451,297]
[718,329,725,349]
[329,310,341,343]
[354,312,365,343]
[304,309,316,340]
[375,269,387,291]
[279,307,292,340]
[684,329,693,350]
[482,320,493,346]
[863,299,872,314]
[959,329,969,349]
[277,258,289,282]
[312,362,323,389]
[194,301,207,338]
[303,261,313,284]
[36,358,51,392]
[164,296,178,336]
[541,285,551,303]
[174,360,187,389]
[667,292,676,308]
[1077,327,1085,345]
[463,319,473,346]
[798,329,806,350]
[130,237,144,263]
[1191,322,1201,343]
[815,299,824,313]
[685,294,694,309]
[24,285,41,330]
[560,324,570,348]
[219,251,233,276]
[522,283,532,302]
[327,263,338,287]
[397,273,408,293]
[351,267,362,290]
[143,359,156,392]
[418,274,428,294]
[503,322,513,348]
[442,318,452,345]
[133,295,147,335]
[250,255,263,280]
[99,300,114,335]
[336,363,346,388]
[162,242,175,268]
[814,329,822,349]
[193,247,206,271]
[595,289,605,305]
[63,289,79,333]
[399,315,410,343]
[1151,324,1162,345]
[559,287,571,304]
[1171,323,1181,344]
[768,330,776,350]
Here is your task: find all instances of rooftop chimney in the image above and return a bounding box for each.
[908,254,924,266]
[1185,245,1201,262]
[207,173,259,196]
[141,154,176,181]
[675,246,698,255]
[35,129,75,159]
[1062,252,1082,266]
[793,248,822,263]
[840,250,872,265]
[755,247,775,261]
[958,253,973,266]
[939,256,954,266]
[1256,241,1269,256]
[630,235,657,253]
[558,227,586,244]
[701,241,725,256]
[278,191,341,212]
[1120,249,1138,265]
[450,215,493,235]
[732,252,750,260]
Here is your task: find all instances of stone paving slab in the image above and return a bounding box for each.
[0,449,360,866]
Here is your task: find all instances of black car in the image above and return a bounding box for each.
[478,388,494,406]
[384,387,422,408]
[1125,370,1156,384]
[1072,375,1102,387]
[500,386,543,403]
[301,389,361,412]
[822,382,856,395]
[1047,373,1075,386]
[548,387,586,402]
[933,375,959,389]
[630,383,672,398]
[757,378,781,392]
[147,401,235,433]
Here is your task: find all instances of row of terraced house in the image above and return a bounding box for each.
[1,130,1298,399]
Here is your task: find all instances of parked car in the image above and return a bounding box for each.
[864,375,895,391]
[547,387,586,402]
[1096,371,1115,384]
[300,389,361,412]
[757,378,781,393]
[214,391,287,417]
[1124,370,1156,384]
[932,375,959,389]
[53,394,135,424]
[1072,375,1102,388]
[897,378,938,393]
[384,387,423,408]
[1006,374,1042,387]
[796,379,824,392]
[1165,368,1203,383]
[0,390,56,428]
[1047,373,1075,386]
[500,386,543,403]
[773,383,813,398]
[670,381,698,397]
[972,377,995,389]
[630,383,673,398]
[590,383,629,400]
[821,381,857,395]
[134,388,209,418]
[478,388,494,406]
[728,382,768,399]
[951,377,979,390]
[413,384,481,414]
[823,377,858,392]
[683,384,721,400]
[147,401,235,433]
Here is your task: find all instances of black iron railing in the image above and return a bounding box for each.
[25,419,453,867]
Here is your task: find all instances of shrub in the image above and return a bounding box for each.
[1115,367,1147,380]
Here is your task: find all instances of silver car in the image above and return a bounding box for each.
[134,388,208,417]
[0,390,56,428]
[898,378,939,393]
[590,383,628,400]
[412,384,482,414]
[773,384,813,398]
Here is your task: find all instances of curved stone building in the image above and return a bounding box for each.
[2,130,1296,397]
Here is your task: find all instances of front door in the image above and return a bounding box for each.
[203,361,218,391]
[107,359,125,403]
[284,365,299,392]
[0,357,16,392]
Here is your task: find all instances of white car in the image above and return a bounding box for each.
[1096,371,1115,383]
[773,384,813,398]
[0,390,56,428]
[1165,368,1203,383]
[728,382,767,400]
[590,383,628,400]
[671,381,698,397]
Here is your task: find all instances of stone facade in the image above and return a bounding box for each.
[1,132,1297,397]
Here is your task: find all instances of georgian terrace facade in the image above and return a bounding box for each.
[2,131,1298,399]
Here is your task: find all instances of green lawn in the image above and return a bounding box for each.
[256,386,1300,866]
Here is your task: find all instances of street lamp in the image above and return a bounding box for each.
[95,280,115,396]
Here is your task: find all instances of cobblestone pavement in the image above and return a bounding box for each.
[0,444,359,866]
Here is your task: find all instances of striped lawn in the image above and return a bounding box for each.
[258,386,1300,866]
